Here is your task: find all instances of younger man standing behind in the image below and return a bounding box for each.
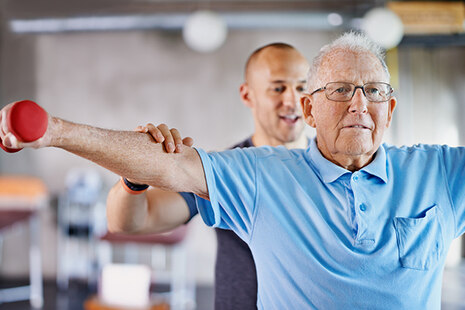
[107,43,310,309]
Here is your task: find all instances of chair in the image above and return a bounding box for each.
[0,176,47,308]
[97,225,196,310]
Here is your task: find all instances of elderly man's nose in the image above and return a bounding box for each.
[349,89,368,113]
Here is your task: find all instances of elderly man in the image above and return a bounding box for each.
[1,32,462,309]
[107,42,309,309]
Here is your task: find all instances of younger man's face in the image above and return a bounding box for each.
[246,48,309,146]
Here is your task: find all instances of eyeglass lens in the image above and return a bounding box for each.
[325,82,392,102]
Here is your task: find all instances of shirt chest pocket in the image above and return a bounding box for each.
[393,206,444,270]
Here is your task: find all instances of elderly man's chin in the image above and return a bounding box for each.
[337,136,375,157]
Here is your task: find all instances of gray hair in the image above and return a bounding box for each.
[307,31,390,90]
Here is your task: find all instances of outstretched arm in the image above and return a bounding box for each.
[106,124,196,234]
[0,102,208,198]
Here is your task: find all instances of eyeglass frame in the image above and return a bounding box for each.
[309,81,393,103]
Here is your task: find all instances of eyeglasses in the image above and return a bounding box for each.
[310,82,393,103]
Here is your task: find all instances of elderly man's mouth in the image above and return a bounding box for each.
[343,124,371,130]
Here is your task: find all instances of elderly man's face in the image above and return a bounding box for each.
[301,49,396,170]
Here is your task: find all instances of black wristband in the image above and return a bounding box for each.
[122,177,149,192]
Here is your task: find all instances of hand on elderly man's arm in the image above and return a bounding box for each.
[0,102,208,197]
[107,123,196,234]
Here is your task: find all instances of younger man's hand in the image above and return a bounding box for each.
[135,123,194,153]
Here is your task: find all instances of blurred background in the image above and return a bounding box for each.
[0,0,464,309]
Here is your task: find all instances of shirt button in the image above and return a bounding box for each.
[359,204,367,212]
[353,175,359,181]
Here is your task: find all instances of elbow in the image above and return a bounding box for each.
[106,211,138,234]
[106,224,119,234]
[105,220,120,233]
[105,186,133,234]
[107,223,126,234]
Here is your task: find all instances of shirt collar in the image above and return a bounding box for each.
[307,138,388,184]
[360,143,388,184]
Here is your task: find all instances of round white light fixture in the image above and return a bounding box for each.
[183,10,227,53]
[328,13,343,27]
[362,7,404,49]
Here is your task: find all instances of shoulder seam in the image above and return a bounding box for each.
[248,150,260,244]
[439,146,458,238]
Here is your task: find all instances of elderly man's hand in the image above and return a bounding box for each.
[134,123,194,153]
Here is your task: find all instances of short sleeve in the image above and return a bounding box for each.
[178,192,198,222]
[194,147,258,239]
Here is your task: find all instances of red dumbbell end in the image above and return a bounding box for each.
[0,100,48,153]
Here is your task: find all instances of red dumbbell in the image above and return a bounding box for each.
[0,100,48,153]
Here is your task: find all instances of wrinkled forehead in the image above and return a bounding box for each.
[317,49,388,85]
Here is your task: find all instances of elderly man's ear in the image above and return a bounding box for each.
[386,96,397,127]
[300,94,316,128]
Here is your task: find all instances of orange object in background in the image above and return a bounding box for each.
[0,176,47,308]
[0,176,48,209]
[388,1,465,35]
[84,296,169,310]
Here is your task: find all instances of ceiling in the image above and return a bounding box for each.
[2,0,388,20]
[3,0,465,47]
[0,0,392,33]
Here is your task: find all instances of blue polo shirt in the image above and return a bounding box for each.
[194,138,465,309]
